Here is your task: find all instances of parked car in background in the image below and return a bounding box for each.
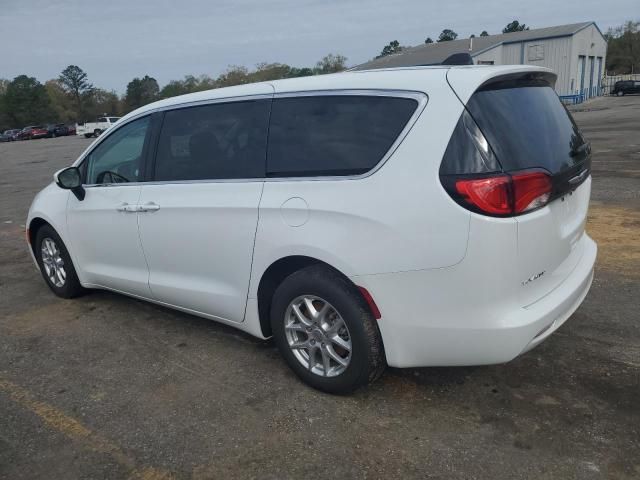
[67,124,76,136]
[18,126,49,140]
[46,124,70,137]
[611,80,640,96]
[27,66,597,393]
[0,129,21,142]
[76,116,120,138]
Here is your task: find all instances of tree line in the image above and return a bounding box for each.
[605,21,640,75]
[0,54,346,131]
[378,20,528,58]
[1,19,637,131]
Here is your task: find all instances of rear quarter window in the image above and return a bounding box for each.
[266,95,418,177]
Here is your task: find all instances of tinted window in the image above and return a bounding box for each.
[267,95,418,177]
[465,83,588,174]
[85,116,150,184]
[154,100,270,181]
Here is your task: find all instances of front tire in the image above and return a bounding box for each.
[94,129,102,137]
[617,90,624,97]
[270,265,385,394]
[35,225,85,298]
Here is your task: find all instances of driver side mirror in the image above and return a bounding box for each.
[54,167,85,201]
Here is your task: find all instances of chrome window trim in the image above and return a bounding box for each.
[79,89,428,188]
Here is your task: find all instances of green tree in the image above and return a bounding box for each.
[58,65,93,118]
[606,20,640,74]
[377,40,403,58]
[216,66,250,87]
[314,54,347,74]
[287,67,314,78]
[438,29,458,42]
[0,79,11,130]
[159,75,217,99]
[88,88,122,118]
[502,21,529,33]
[480,30,489,37]
[45,80,76,123]
[251,62,294,82]
[124,75,159,110]
[425,37,434,44]
[3,75,54,126]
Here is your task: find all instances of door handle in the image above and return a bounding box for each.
[138,202,160,212]
[116,202,137,213]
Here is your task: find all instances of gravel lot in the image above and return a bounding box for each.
[1,95,639,480]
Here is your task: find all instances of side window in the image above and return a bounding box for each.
[85,116,150,184]
[97,117,106,123]
[153,100,270,181]
[267,95,418,177]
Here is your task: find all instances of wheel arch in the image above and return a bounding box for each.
[27,217,51,255]
[257,255,358,338]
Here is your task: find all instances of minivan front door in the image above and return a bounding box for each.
[67,116,152,297]
[137,97,272,323]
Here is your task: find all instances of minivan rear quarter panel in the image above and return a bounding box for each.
[248,73,472,300]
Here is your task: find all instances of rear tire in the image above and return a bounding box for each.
[84,133,93,139]
[34,225,85,299]
[270,265,385,394]
[94,129,102,137]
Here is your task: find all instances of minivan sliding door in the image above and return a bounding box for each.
[137,95,272,323]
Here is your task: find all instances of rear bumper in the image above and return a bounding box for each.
[353,234,597,368]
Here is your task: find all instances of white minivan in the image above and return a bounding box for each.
[27,65,597,393]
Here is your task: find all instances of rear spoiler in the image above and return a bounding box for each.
[447,66,555,105]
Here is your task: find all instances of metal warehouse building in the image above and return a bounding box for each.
[356,22,607,101]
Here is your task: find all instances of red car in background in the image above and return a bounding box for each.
[17,126,49,140]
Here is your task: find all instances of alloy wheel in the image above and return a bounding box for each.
[41,237,66,287]
[284,295,352,377]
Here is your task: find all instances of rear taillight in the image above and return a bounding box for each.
[511,171,552,213]
[453,171,551,216]
[455,175,511,215]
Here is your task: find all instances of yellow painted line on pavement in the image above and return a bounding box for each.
[0,376,174,480]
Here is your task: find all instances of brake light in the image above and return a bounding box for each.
[455,176,511,215]
[512,172,552,213]
[454,171,551,216]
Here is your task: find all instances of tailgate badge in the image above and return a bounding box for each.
[522,271,546,286]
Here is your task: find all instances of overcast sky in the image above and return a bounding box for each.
[0,0,636,93]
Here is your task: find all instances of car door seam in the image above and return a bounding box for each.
[242,180,266,321]
[135,186,155,298]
